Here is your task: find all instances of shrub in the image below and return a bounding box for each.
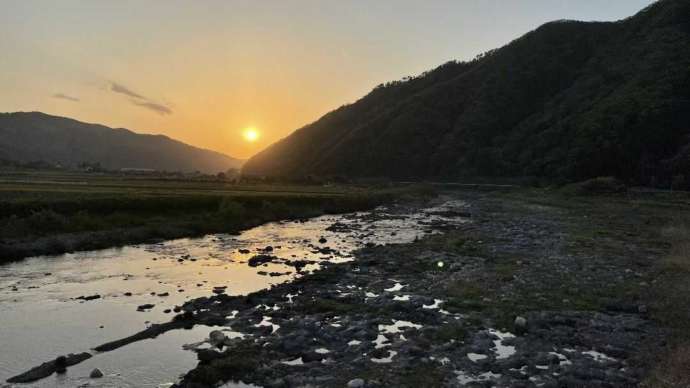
[26,209,68,233]
[565,176,627,195]
[217,198,246,220]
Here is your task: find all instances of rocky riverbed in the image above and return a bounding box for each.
[1,195,466,387]
[4,190,672,387]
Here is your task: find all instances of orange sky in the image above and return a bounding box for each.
[0,0,652,159]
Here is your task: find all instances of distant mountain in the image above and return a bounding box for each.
[243,0,690,185]
[0,112,243,173]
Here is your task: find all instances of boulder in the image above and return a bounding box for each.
[514,316,528,335]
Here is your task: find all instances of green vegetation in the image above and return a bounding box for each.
[243,0,690,188]
[643,220,690,388]
[561,176,627,195]
[0,170,420,263]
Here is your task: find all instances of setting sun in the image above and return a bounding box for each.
[242,127,260,142]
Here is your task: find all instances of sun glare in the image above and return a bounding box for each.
[242,127,260,142]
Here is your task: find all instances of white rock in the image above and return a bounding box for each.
[347,378,365,387]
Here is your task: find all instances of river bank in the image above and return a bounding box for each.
[5,188,689,387]
[1,194,461,387]
[168,190,675,387]
[0,176,417,263]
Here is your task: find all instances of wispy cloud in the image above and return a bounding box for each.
[130,100,173,115]
[108,81,173,115]
[52,93,80,102]
[110,82,145,99]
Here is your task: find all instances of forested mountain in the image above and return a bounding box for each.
[243,0,690,185]
[0,112,242,173]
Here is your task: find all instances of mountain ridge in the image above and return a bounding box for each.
[0,111,243,173]
[243,0,690,185]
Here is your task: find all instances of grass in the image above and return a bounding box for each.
[0,170,428,262]
[642,221,690,388]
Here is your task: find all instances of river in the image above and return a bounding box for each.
[0,200,467,387]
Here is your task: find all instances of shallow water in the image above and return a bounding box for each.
[0,201,468,387]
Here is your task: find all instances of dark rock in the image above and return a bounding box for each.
[7,353,92,383]
[301,351,325,363]
[514,316,528,335]
[76,294,101,301]
[55,356,67,374]
[209,330,227,347]
[197,349,224,363]
[89,368,104,378]
[137,304,155,311]
[248,255,278,267]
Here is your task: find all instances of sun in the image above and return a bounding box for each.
[242,127,260,142]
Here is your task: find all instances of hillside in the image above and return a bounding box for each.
[243,0,690,186]
[0,112,243,173]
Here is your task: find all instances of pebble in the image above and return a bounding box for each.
[347,378,365,388]
[514,316,528,335]
[89,368,104,378]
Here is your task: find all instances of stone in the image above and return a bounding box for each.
[248,255,277,267]
[514,316,528,335]
[209,330,227,347]
[137,304,155,311]
[76,294,101,301]
[55,356,67,374]
[89,368,104,378]
[347,378,365,388]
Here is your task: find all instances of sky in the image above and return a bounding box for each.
[0,0,654,159]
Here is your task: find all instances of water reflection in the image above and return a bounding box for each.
[0,201,468,386]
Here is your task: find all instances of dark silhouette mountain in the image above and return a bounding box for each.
[243,0,690,185]
[0,112,242,173]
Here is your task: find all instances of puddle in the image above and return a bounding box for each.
[384,282,405,292]
[423,299,444,309]
[488,329,516,359]
[467,353,488,362]
[456,370,502,384]
[281,357,304,366]
[378,320,422,334]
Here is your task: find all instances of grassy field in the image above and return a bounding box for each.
[0,170,427,263]
[495,188,690,387]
